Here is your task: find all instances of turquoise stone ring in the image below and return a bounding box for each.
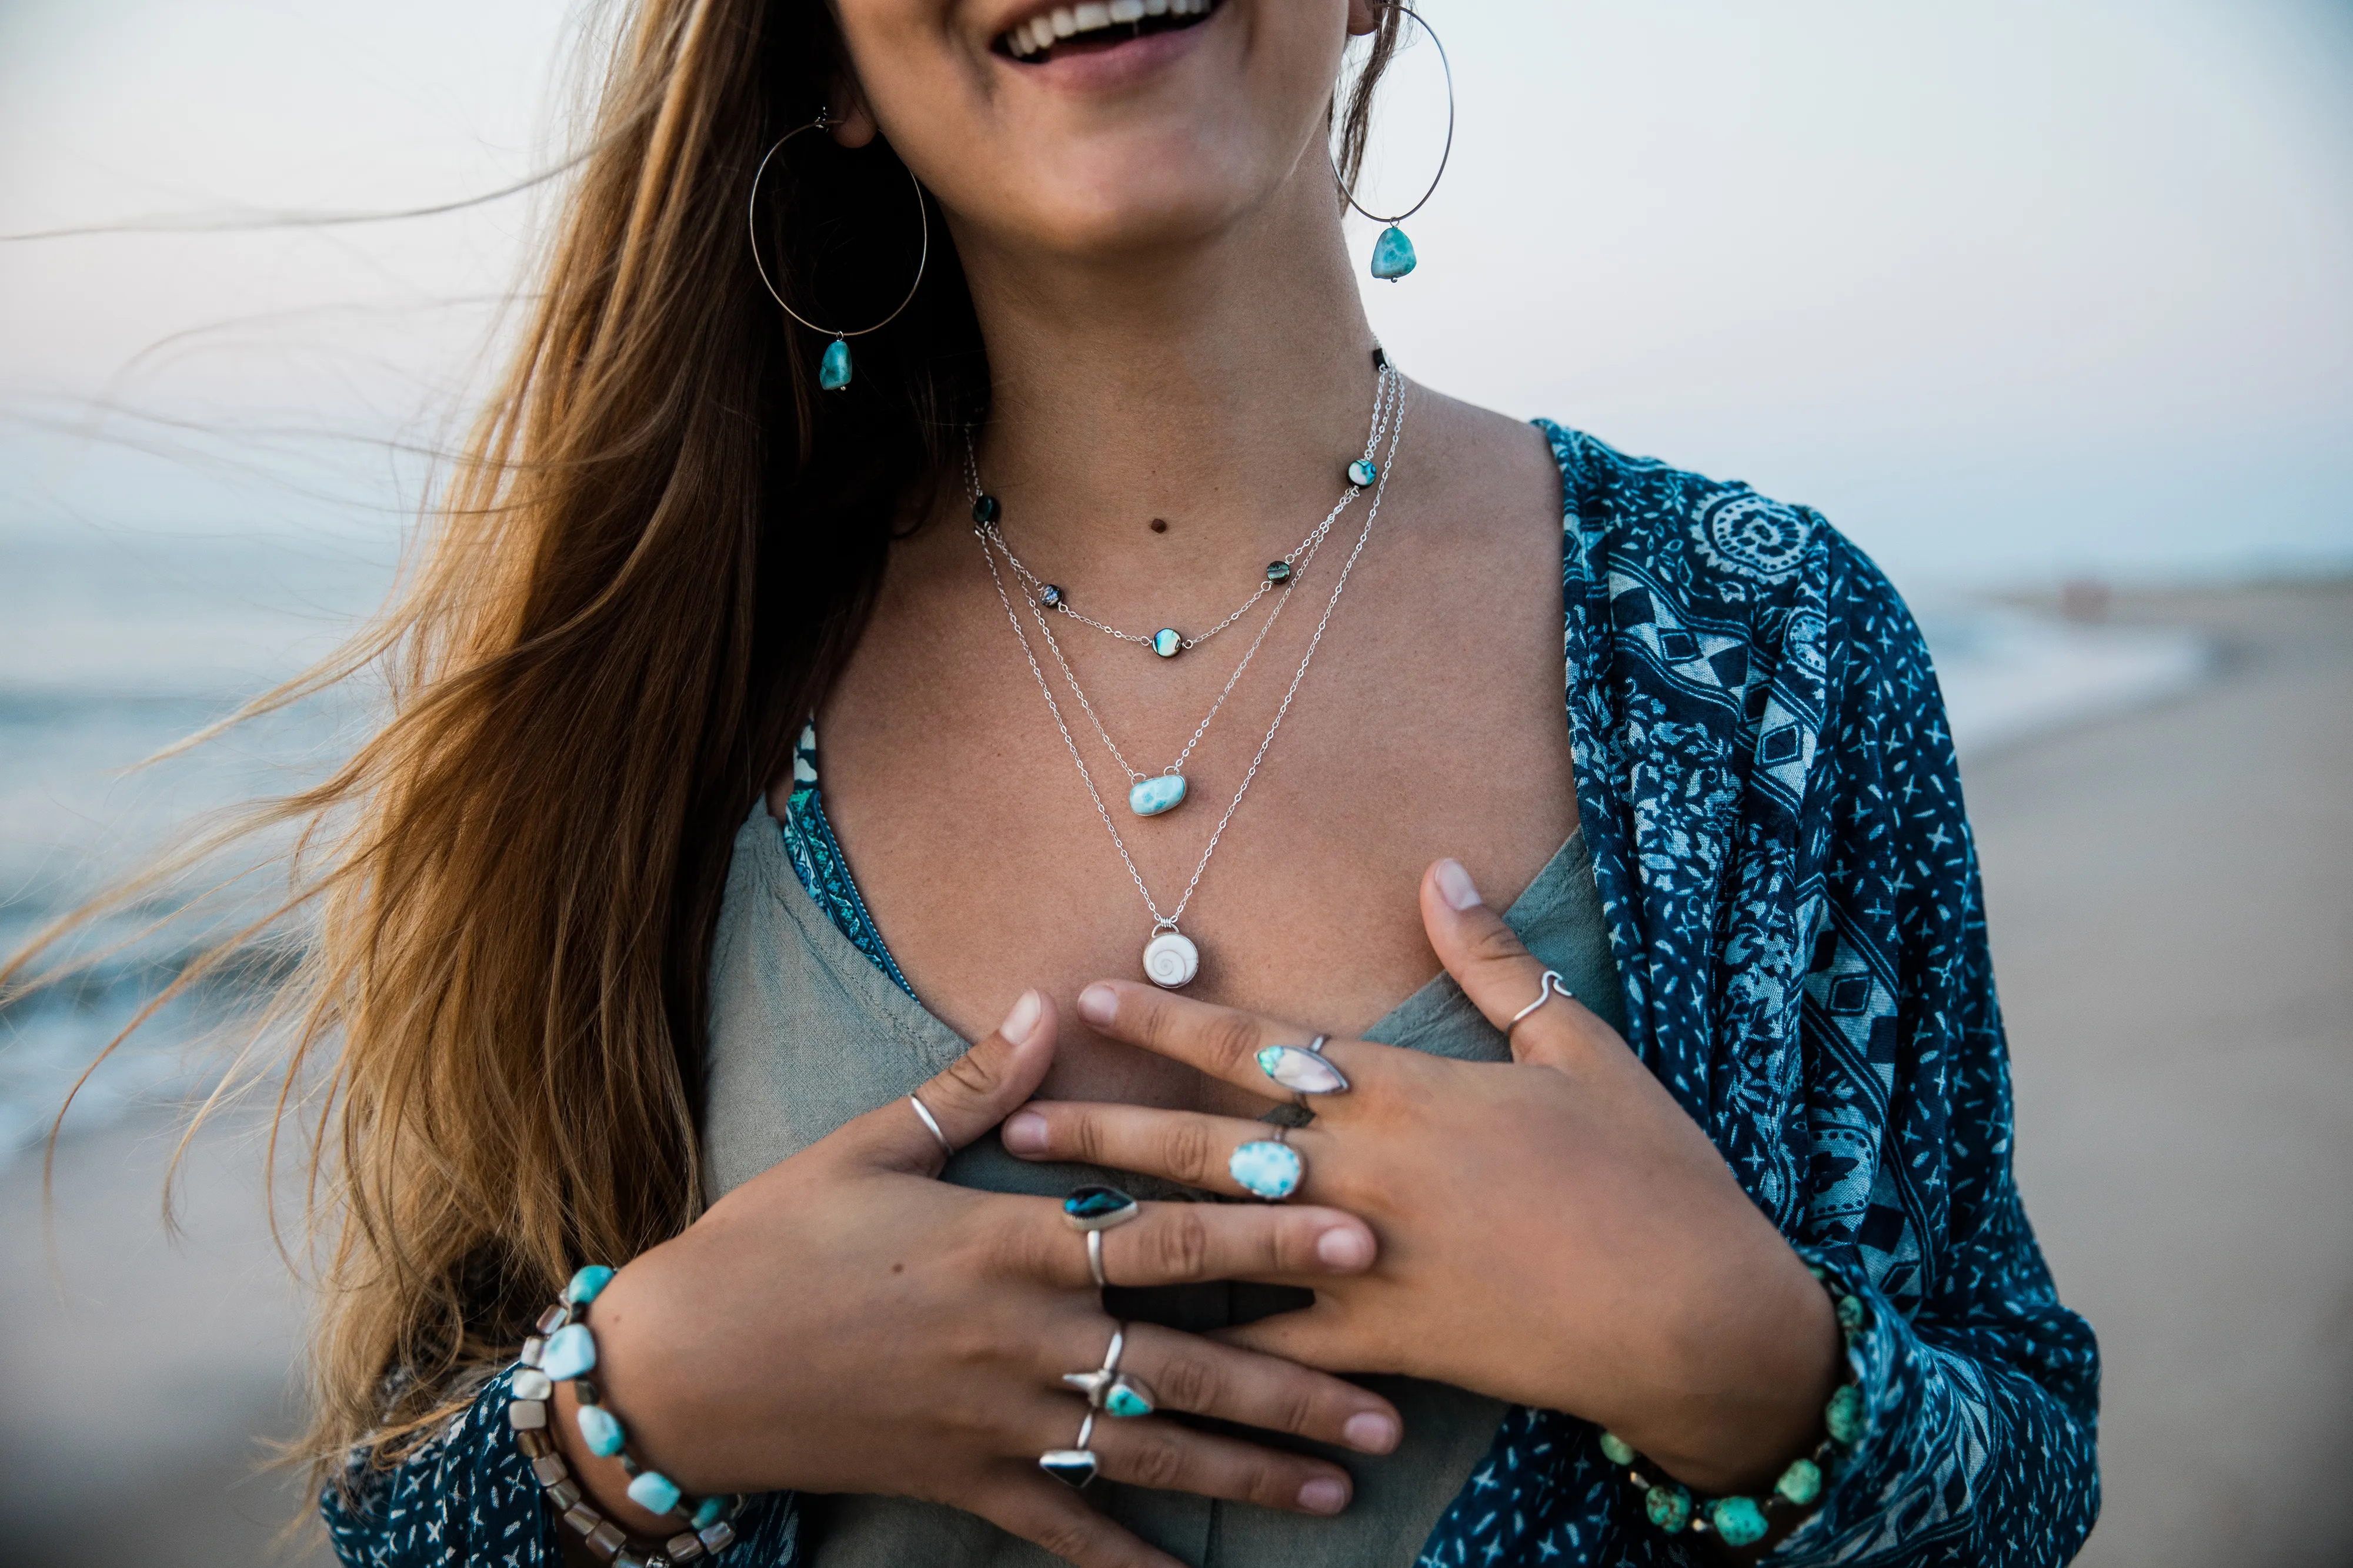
[1062,1185,1141,1232]
[1229,1139,1303,1201]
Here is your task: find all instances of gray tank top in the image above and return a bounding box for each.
[702,804,1627,1567]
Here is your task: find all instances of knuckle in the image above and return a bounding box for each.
[935,1049,1000,1102]
[1467,920,1528,967]
[1024,1513,1100,1564]
[1274,1379,1323,1438]
[1064,1111,1109,1166]
[1162,1117,1219,1183]
[1152,1209,1217,1280]
[1153,1349,1220,1413]
[1124,1430,1190,1491]
[1199,1011,1263,1073]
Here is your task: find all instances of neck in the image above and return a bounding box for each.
[950,172,1384,576]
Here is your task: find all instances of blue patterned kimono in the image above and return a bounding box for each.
[325,424,2100,1567]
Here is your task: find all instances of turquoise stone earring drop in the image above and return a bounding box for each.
[1151,628,1182,658]
[1129,774,1188,818]
[819,336,853,390]
[1369,225,1418,281]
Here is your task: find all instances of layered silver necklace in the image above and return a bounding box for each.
[972,361,1407,988]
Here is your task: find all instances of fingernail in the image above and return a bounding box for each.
[1000,989,1043,1046]
[1342,1412,1400,1454]
[1002,1109,1048,1153]
[1434,858,1483,910]
[1316,1226,1372,1270]
[1077,983,1118,1027]
[1297,1476,1349,1514]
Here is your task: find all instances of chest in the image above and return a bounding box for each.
[790,485,1577,1113]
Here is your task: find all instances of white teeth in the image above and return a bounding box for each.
[1144,0,1170,12]
[1004,0,1206,57]
[1109,0,1144,21]
[1074,3,1112,27]
[1050,7,1077,35]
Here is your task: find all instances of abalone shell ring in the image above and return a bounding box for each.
[1507,969,1575,1033]
[1039,1410,1099,1489]
[1256,1039,1350,1096]
[1063,1185,1142,1232]
[1229,1139,1304,1201]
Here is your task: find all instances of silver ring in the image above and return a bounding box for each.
[907,1094,954,1158]
[1087,1228,1108,1289]
[1040,1408,1099,1488]
[1507,970,1573,1033]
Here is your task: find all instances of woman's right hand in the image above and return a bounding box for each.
[552,989,1401,1568]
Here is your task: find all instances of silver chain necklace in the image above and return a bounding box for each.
[977,371,1409,988]
[970,366,1400,660]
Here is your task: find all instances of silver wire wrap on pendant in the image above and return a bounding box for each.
[907,1094,955,1158]
[1507,969,1574,1034]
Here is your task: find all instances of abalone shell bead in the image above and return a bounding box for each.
[1040,584,1065,608]
[1370,224,1418,280]
[1708,1496,1769,1547]
[1596,1430,1637,1466]
[511,1368,554,1402]
[1644,1482,1693,1533]
[508,1399,548,1430]
[665,1530,708,1562]
[536,1304,569,1335]
[1266,560,1293,584]
[567,1265,615,1305]
[699,1519,737,1551]
[1775,1456,1823,1506]
[1825,1383,1864,1445]
[1347,458,1379,487]
[972,494,1001,524]
[626,1469,683,1516]
[540,1322,598,1381]
[576,1402,628,1457]
[819,337,853,391]
[1152,628,1181,657]
[1255,1044,1349,1095]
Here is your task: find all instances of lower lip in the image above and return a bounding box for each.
[1002,13,1218,92]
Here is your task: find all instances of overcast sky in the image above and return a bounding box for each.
[2,0,2348,588]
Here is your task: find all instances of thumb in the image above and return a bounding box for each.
[1420,858,1585,1069]
[860,989,1059,1173]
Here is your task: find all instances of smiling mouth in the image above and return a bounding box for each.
[997,0,1220,62]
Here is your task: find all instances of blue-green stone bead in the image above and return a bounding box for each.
[627,1470,683,1516]
[1596,1429,1637,1466]
[1836,1293,1867,1333]
[1775,1456,1823,1506]
[1347,458,1379,487]
[1825,1383,1864,1445]
[1645,1482,1693,1533]
[566,1265,615,1305]
[576,1402,626,1458]
[1266,560,1292,584]
[1152,628,1181,658]
[1709,1496,1770,1547]
[1128,774,1188,817]
[1369,224,1417,280]
[973,494,1000,524]
[539,1322,597,1381]
[692,1495,727,1530]
[1227,1140,1301,1200]
[819,337,853,390]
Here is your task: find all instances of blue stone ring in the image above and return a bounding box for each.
[1229,1138,1305,1202]
[1062,1185,1142,1232]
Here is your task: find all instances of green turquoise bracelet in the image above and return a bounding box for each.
[1597,1268,1871,1550]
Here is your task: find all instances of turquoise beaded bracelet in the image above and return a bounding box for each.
[507,1265,745,1566]
[1597,1268,1872,1550]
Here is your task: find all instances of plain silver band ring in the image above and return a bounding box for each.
[1507,970,1574,1032]
[1306,1034,1331,1054]
[908,1094,954,1158]
[1087,1228,1109,1288]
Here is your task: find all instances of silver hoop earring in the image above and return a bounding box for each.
[1331,6,1453,282]
[747,110,931,392]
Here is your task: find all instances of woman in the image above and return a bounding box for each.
[263,1,2100,1565]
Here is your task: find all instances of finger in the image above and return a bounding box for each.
[1014,1193,1375,1289]
[1120,1323,1401,1456]
[1089,1412,1356,1517]
[1006,1101,1352,1215]
[980,1479,1189,1568]
[1217,1299,1389,1378]
[1073,981,1392,1103]
[1419,858,1594,1068]
[851,989,1057,1172]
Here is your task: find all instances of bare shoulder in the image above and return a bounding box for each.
[1396,382,1563,543]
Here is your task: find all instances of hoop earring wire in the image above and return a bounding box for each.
[1330,6,1453,282]
[747,111,931,391]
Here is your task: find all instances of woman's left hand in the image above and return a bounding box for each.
[1002,858,1844,1496]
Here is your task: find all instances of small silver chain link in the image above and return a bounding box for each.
[977,372,1409,934]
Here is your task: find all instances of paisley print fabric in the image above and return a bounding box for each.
[322,424,2098,1567]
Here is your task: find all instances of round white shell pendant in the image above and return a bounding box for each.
[1142,930,1200,989]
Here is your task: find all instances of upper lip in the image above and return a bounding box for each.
[992,0,1213,59]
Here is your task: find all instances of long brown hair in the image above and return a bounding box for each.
[4,0,1409,1482]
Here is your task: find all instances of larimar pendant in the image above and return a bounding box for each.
[819,336,853,390]
[1128,775,1187,817]
[1370,225,1417,281]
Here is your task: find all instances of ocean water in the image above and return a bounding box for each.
[0,532,2211,1164]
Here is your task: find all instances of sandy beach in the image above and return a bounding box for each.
[2,580,2346,1567]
